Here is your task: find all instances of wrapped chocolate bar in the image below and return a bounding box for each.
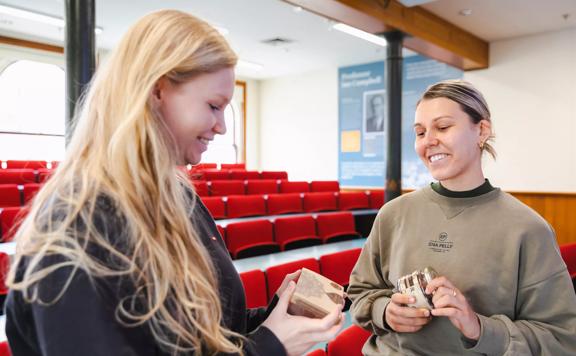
[288,268,345,318]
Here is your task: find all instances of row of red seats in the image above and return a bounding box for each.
[220,211,361,258]
[306,325,371,356]
[183,163,245,171]
[0,207,27,242]
[189,169,288,181]
[1,160,58,170]
[238,248,362,308]
[202,191,383,220]
[0,184,42,207]
[193,180,339,197]
[0,169,52,185]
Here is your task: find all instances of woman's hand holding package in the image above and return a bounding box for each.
[425,276,480,340]
[385,293,432,332]
[263,281,344,356]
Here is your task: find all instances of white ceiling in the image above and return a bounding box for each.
[0,0,575,79]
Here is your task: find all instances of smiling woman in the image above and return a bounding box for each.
[348,80,576,355]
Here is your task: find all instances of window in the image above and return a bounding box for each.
[0,59,65,161]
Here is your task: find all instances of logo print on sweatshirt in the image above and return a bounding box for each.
[428,232,453,253]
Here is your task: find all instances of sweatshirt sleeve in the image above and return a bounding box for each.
[347,211,395,334]
[463,224,576,356]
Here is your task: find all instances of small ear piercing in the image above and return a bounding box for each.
[479,141,485,149]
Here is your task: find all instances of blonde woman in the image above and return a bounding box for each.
[5,10,343,356]
[348,80,576,355]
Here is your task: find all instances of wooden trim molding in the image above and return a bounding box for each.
[0,36,63,54]
[282,0,489,70]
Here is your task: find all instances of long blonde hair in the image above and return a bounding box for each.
[7,9,242,355]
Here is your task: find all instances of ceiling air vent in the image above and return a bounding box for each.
[261,37,294,46]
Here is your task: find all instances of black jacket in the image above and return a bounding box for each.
[5,196,285,356]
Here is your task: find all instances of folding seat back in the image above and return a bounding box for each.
[280,181,309,194]
[210,180,245,196]
[0,169,36,185]
[226,220,279,259]
[203,169,231,181]
[338,191,369,210]
[227,195,266,218]
[303,192,338,213]
[193,163,217,170]
[267,193,303,215]
[368,190,385,209]
[326,325,371,356]
[6,160,47,169]
[37,168,53,183]
[560,242,576,278]
[0,252,9,296]
[310,181,340,193]
[230,170,260,180]
[239,269,268,308]
[0,185,21,207]
[246,180,279,195]
[200,197,226,219]
[0,340,9,356]
[221,163,246,170]
[316,212,361,243]
[260,171,288,180]
[23,184,42,204]
[192,180,209,197]
[273,215,321,250]
[0,207,28,242]
[320,248,362,287]
[265,258,320,301]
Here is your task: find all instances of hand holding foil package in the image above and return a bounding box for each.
[396,266,438,310]
[288,268,344,318]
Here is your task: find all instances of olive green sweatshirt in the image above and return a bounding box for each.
[348,185,576,355]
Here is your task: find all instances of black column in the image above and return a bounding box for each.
[65,0,96,145]
[382,31,404,203]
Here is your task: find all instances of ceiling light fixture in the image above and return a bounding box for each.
[332,23,387,47]
[0,4,103,33]
[237,59,263,71]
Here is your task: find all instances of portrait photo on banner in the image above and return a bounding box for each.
[363,90,385,135]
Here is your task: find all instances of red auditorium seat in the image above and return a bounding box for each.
[226,220,279,259]
[200,197,226,219]
[23,183,42,204]
[37,168,53,183]
[274,215,321,250]
[303,192,338,213]
[210,180,245,196]
[221,163,246,170]
[320,248,362,287]
[246,180,279,195]
[192,163,217,170]
[239,269,268,308]
[203,169,231,181]
[192,181,209,196]
[279,180,309,193]
[260,171,288,180]
[0,169,36,185]
[0,340,10,356]
[310,181,340,192]
[265,258,320,301]
[326,325,371,356]
[267,193,303,215]
[316,212,361,243]
[227,195,266,218]
[368,190,385,209]
[0,185,21,207]
[0,252,9,296]
[5,160,47,169]
[338,191,369,210]
[230,170,260,180]
[307,349,326,356]
[0,207,27,242]
[560,242,576,279]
